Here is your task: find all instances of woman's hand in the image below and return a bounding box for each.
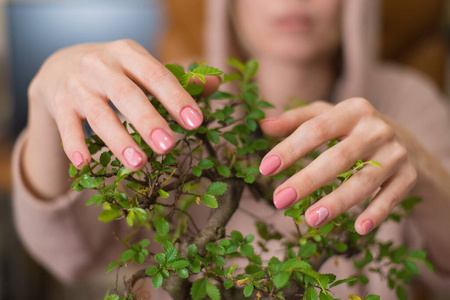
[259,98,418,235]
[29,40,219,171]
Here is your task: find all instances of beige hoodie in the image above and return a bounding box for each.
[12,0,450,299]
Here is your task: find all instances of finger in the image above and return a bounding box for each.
[53,106,91,169]
[190,75,221,97]
[103,71,175,154]
[355,164,417,235]
[304,142,406,227]
[271,131,382,208]
[85,98,147,171]
[260,101,331,138]
[260,104,359,176]
[113,41,203,130]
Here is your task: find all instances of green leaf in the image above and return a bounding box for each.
[159,189,170,198]
[364,295,380,300]
[240,244,254,257]
[207,130,220,144]
[366,160,382,168]
[176,268,189,278]
[188,244,198,258]
[192,65,223,76]
[162,154,176,166]
[152,272,163,289]
[154,253,167,265]
[329,277,358,288]
[391,245,408,262]
[223,280,234,289]
[403,260,419,274]
[186,84,204,95]
[206,182,227,195]
[106,261,121,273]
[299,243,317,258]
[202,194,218,208]
[191,278,208,300]
[139,239,150,248]
[217,165,231,177]
[245,234,255,243]
[243,283,254,297]
[273,271,291,288]
[145,265,160,276]
[179,73,192,88]
[396,285,407,300]
[354,250,373,269]
[251,139,269,150]
[222,133,238,146]
[192,167,202,177]
[156,219,170,236]
[400,196,421,211]
[206,281,221,300]
[227,57,246,72]
[223,73,241,83]
[100,151,112,167]
[134,251,146,264]
[166,64,185,79]
[244,59,259,83]
[86,194,105,206]
[69,163,78,177]
[319,222,334,235]
[230,231,244,243]
[170,123,186,134]
[334,241,348,253]
[258,100,275,108]
[198,158,214,169]
[168,259,189,269]
[246,119,257,131]
[126,211,135,227]
[407,250,426,259]
[121,249,136,262]
[98,209,121,223]
[305,286,318,300]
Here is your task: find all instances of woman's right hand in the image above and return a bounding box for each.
[29,40,206,171]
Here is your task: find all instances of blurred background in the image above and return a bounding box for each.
[0,0,449,299]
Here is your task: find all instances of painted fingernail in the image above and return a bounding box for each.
[123,147,143,167]
[273,187,297,209]
[260,155,281,175]
[180,106,202,129]
[151,128,174,152]
[308,207,329,226]
[361,219,373,234]
[72,151,84,167]
[260,117,278,124]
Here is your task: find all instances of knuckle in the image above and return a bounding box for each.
[142,66,172,86]
[300,172,317,193]
[312,100,331,111]
[304,119,328,142]
[350,97,374,116]
[80,51,107,71]
[110,39,138,51]
[87,102,109,125]
[328,145,352,169]
[357,171,378,194]
[377,121,395,142]
[391,142,408,164]
[406,165,418,189]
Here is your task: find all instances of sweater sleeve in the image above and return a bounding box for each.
[12,130,131,283]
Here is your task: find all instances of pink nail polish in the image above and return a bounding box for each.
[72,151,84,167]
[180,107,202,129]
[273,187,297,209]
[361,219,373,234]
[260,155,281,175]
[308,207,329,226]
[123,147,143,167]
[151,128,174,152]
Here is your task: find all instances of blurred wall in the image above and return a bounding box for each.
[0,0,11,141]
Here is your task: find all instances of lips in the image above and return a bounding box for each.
[273,14,313,33]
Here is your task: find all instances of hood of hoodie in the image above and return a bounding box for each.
[203,0,381,102]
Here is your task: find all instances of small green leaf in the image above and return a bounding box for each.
[400,196,422,211]
[305,286,318,300]
[207,130,220,144]
[86,194,105,206]
[230,231,244,243]
[121,249,136,262]
[69,163,78,177]
[273,271,290,288]
[251,139,269,150]
[191,278,208,300]
[227,57,245,72]
[145,265,159,276]
[168,259,190,269]
[159,189,170,198]
[299,243,317,258]
[139,239,150,248]
[329,277,358,288]
[106,261,121,273]
[186,84,204,96]
[152,272,163,289]
[100,151,112,167]
[192,167,202,177]
[126,211,135,227]
[319,222,334,235]
[223,280,234,289]
[170,123,186,134]
[240,244,254,257]
[222,132,238,146]
[206,182,227,195]
[177,268,189,278]
[217,165,231,177]
[396,285,407,300]
[192,65,223,76]
[156,219,170,236]
[198,158,214,169]
[364,295,380,300]
[202,194,218,208]
[188,244,198,258]
[243,283,254,297]
[166,64,185,79]
[366,160,382,168]
[244,59,259,82]
[98,209,121,223]
[206,281,221,300]
[154,253,167,264]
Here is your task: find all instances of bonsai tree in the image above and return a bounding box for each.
[69,59,433,300]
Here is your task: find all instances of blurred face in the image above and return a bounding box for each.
[233,0,342,64]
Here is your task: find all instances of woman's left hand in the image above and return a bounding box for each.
[259,98,418,235]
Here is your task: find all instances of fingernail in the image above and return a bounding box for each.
[260,155,281,175]
[181,106,202,129]
[273,187,297,209]
[308,207,329,226]
[151,128,174,152]
[260,117,278,124]
[361,219,373,234]
[72,151,84,167]
[123,147,143,167]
